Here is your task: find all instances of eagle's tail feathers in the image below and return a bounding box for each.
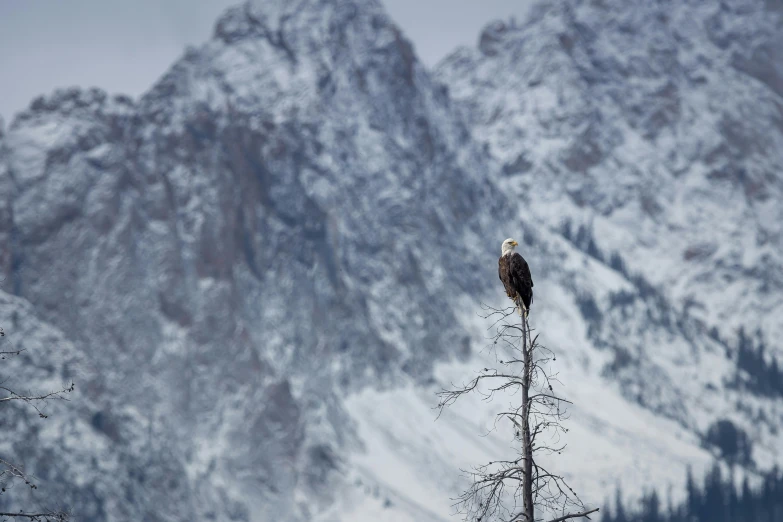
[515,297,529,318]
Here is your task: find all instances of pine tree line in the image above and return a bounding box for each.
[602,463,783,522]
[732,328,783,399]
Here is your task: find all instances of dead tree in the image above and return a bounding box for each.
[437,304,599,522]
[0,325,72,521]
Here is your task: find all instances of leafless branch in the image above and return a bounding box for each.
[0,383,74,419]
[0,512,68,521]
[0,385,74,403]
[545,507,600,522]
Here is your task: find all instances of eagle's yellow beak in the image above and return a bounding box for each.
[511,241,518,246]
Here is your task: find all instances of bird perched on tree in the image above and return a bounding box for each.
[498,238,534,317]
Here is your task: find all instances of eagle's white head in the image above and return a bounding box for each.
[501,238,519,256]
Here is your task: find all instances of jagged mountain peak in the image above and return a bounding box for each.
[139,0,443,172]
[215,0,387,45]
[455,0,783,88]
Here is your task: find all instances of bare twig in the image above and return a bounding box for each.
[0,386,74,403]
[545,507,600,522]
[0,512,68,521]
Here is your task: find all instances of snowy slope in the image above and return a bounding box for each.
[0,0,781,520]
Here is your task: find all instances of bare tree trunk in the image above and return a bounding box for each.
[520,306,534,522]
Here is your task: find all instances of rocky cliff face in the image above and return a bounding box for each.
[1,0,782,520]
[436,0,783,345]
[0,0,513,519]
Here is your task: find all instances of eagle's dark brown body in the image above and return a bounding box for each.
[499,252,534,312]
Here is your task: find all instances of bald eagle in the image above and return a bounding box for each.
[498,238,534,317]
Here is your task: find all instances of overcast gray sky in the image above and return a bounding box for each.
[0,1,532,123]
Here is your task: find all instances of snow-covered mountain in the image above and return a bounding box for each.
[0,0,781,520]
[436,0,783,346]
